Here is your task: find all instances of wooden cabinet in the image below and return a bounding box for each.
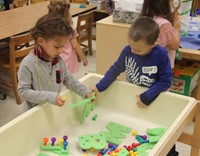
[96,16,130,80]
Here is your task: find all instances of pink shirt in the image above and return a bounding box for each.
[60,26,79,74]
[154,16,179,68]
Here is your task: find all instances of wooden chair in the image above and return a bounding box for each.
[70,0,88,4]
[13,0,29,7]
[30,0,46,4]
[0,32,34,104]
[76,11,94,55]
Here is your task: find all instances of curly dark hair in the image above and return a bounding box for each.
[48,0,71,23]
[31,14,74,41]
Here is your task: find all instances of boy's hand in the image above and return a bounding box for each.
[90,86,99,96]
[136,94,147,109]
[56,95,65,107]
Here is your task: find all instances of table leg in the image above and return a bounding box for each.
[190,102,200,156]
[196,78,200,100]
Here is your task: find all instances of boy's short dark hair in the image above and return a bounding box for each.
[128,16,160,45]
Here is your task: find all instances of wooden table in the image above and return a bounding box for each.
[0,1,97,40]
[96,15,200,156]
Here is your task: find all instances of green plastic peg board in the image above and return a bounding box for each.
[40,143,68,156]
[37,153,49,156]
[79,133,107,150]
[69,94,95,124]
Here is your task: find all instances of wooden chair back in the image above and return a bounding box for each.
[0,32,34,104]
[30,0,46,4]
[76,11,94,55]
[70,0,87,4]
[14,0,29,7]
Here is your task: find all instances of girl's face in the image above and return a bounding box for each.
[128,37,156,56]
[37,36,70,59]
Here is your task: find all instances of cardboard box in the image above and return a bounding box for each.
[171,60,200,96]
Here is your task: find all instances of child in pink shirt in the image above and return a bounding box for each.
[48,0,88,74]
[141,0,180,69]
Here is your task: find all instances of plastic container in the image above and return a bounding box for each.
[135,0,143,12]
[89,0,105,10]
[179,0,192,36]
[179,0,192,14]
[0,73,196,156]
[180,10,191,36]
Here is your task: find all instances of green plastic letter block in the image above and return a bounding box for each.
[78,133,107,150]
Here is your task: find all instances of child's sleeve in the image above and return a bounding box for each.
[140,53,172,105]
[157,23,179,47]
[18,61,57,105]
[62,64,91,98]
[96,48,127,92]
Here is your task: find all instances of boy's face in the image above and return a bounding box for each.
[38,36,71,59]
[128,37,155,56]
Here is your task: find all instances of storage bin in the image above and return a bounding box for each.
[0,73,196,156]
[135,0,143,11]
[113,9,140,24]
[171,60,200,96]
[179,0,192,36]
[89,0,105,10]
[179,0,192,14]
[180,9,191,36]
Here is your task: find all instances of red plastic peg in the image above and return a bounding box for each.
[43,137,48,146]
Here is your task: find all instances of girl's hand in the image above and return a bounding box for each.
[82,56,88,66]
[56,95,65,107]
[136,95,147,109]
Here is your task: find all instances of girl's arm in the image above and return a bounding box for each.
[70,38,88,66]
[158,23,180,50]
[166,29,180,50]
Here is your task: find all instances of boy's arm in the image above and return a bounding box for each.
[140,55,172,105]
[96,49,126,92]
[18,64,57,105]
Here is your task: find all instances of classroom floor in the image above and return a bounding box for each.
[0,18,195,156]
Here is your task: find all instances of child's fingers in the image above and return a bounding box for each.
[56,95,65,106]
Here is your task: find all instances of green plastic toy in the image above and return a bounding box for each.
[40,143,68,156]
[37,152,49,156]
[78,133,107,150]
[99,122,132,145]
[118,148,129,156]
[136,143,156,156]
[106,122,132,134]
[69,93,95,124]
